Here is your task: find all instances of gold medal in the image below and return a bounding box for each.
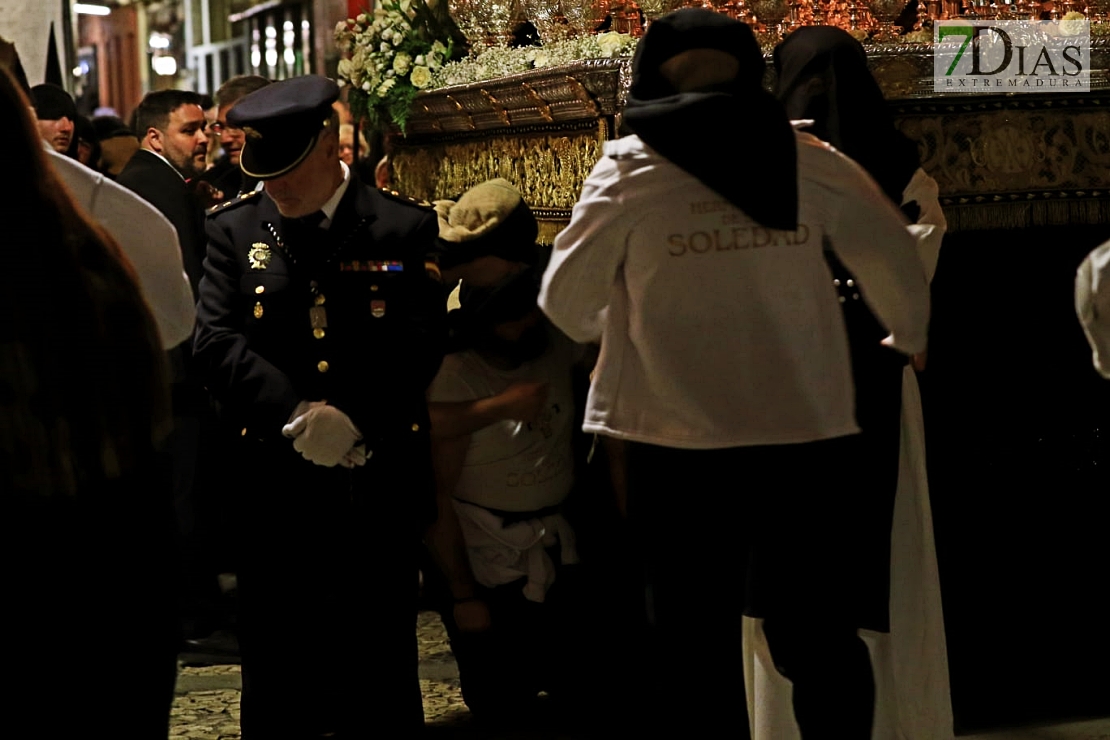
[248,242,272,270]
[310,305,328,329]
[371,300,386,318]
[253,302,264,319]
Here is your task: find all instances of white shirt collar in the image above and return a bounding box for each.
[318,161,351,229]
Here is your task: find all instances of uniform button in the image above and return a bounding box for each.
[241,427,248,436]
[255,285,265,294]
[370,284,379,292]
[411,423,420,432]
[317,360,330,373]
[852,293,861,300]
[832,279,841,287]
[313,328,326,339]
[838,296,847,303]
[846,279,855,287]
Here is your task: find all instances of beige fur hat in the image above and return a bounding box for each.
[433,178,538,269]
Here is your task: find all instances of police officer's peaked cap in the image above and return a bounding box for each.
[227,75,339,180]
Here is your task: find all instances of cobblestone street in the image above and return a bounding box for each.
[170,611,577,739]
[171,612,1110,740]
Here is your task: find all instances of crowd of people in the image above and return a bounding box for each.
[2,8,1108,739]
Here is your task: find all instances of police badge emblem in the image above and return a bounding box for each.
[248,242,272,270]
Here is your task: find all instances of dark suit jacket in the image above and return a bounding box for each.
[117,149,207,297]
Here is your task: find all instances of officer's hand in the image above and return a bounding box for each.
[189,179,225,208]
[282,400,327,438]
[453,598,491,633]
[338,444,371,469]
[495,381,549,424]
[286,405,362,467]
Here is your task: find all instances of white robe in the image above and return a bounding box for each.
[743,167,955,740]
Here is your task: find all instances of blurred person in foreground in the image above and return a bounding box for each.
[539,9,930,738]
[0,29,194,350]
[0,65,178,736]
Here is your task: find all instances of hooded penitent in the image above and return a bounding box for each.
[773,26,920,211]
[623,8,798,231]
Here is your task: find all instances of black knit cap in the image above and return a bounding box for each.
[226,75,339,180]
[30,83,76,121]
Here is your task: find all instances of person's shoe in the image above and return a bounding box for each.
[179,629,240,666]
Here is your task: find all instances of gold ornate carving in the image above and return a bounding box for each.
[396,59,1109,235]
[392,121,609,227]
[899,105,1110,196]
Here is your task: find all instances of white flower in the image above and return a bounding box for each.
[362,81,372,91]
[338,79,346,88]
[1059,12,1087,36]
[382,28,393,41]
[393,52,412,75]
[597,31,626,57]
[410,65,432,88]
[358,13,368,23]
[415,54,425,65]
[381,42,392,53]
[432,40,447,55]
[337,58,352,79]
[532,50,551,68]
[386,69,395,77]
[378,77,397,96]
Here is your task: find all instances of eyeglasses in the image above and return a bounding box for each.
[209,122,242,134]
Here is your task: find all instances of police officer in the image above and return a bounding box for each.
[194,76,446,738]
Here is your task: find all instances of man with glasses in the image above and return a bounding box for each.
[202,75,271,200]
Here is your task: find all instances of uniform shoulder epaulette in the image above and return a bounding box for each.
[378,187,433,209]
[206,188,263,217]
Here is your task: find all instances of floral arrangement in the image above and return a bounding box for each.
[1058,11,1088,36]
[335,0,457,132]
[433,32,639,88]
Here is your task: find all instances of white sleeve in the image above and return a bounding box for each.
[826,158,932,355]
[538,157,628,344]
[903,168,947,284]
[90,183,196,349]
[1076,240,1110,379]
[50,152,195,349]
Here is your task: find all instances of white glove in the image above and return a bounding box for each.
[282,404,362,467]
[285,400,327,428]
[339,444,372,469]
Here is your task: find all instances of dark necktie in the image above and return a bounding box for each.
[300,210,327,230]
